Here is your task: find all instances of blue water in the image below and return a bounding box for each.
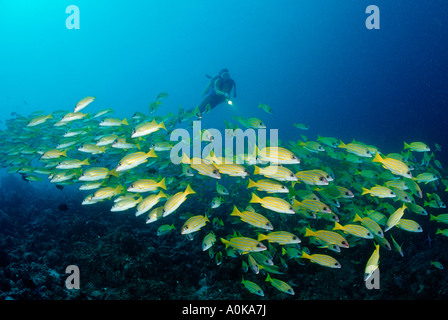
[2,1,447,157]
[1,1,448,301]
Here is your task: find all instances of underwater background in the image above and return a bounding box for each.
[1,0,448,300]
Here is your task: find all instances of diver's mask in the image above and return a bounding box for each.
[221,71,230,80]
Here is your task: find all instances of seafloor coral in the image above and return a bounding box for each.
[1,174,447,300]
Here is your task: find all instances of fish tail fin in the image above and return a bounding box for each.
[100,146,106,153]
[181,153,191,164]
[361,187,370,195]
[436,228,442,234]
[115,185,125,194]
[250,193,262,204]
[429,214,436,221]
[147,148,157,158]
[61,150,67,157]
[158,177,167,190]
[338,141,346,148]
[159,121,167,131]
[221,238,230,248]
[282,247,287,255]
[372,152,383,163]
[404,142,410,149]
[304,227,314,237]
[230,205,241,217]
[184,184,196,195]
[253,165,261,175]
[333,222,344,231]
[135,142,141,150]
[257,233,268,242]
[265,273,272,282]
[353,213,363,222]
[158,190,167,198]
[122,118,129,126]
[108,169,119,178]
[47,113,53,119]
[300,251,311,259]
[82,158,90,166]
[247,178,257,189]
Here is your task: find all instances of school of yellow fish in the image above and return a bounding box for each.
[1,95,447,297]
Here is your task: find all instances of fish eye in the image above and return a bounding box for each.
[367,232,371,237]
[289,206,293,211]
[213,170,218,174]
[184,226,189,230]
[324,207,329,211]
[292,155,297,159]
[407,171,410,175]
[256,243,262,247]
[345,192,350,196]
[290,174,294,177]
[319,177,324,181]
[293,236,298,240]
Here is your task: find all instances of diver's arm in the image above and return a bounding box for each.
[213,79,228,97]
[201,80,213,96]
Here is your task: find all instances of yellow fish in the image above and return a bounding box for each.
[127,177,167,192]
[135,191,167,216]
[56,158,90,170]
[265,274,295,295]
[253,165,298,182]
[115,149,157,172]
[338,141,372,157]
[221,236,267,253]
[92,185,125,201]
[40,149,67,160]
[162,184,195,217]
[333,222,373,239]
[404,141,430,152]
[247,178,289,193]
[300,251,341,268]
[384,204,407,232]
[256,146,300,164]
[78,167,119,181]
[111,196,142,212]
[361,186,396,198]
[74,96,95,112]
[364,244,380,281]
[258,231,301,245]
[250,193,295,214]
[99,117,129,127]
[396,219,423,232]
[372,153,412,179]
[181,215,210,234]
[26,113,53,127]
[295,170,329,185]
[131,119,167,138]
[413,172,438,184]
[230,206,273,230]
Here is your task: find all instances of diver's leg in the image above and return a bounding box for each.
[198,96,213,113]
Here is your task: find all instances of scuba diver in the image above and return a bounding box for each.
[196,68,236,117]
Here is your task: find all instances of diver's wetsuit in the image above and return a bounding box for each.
[198,76,235,114]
